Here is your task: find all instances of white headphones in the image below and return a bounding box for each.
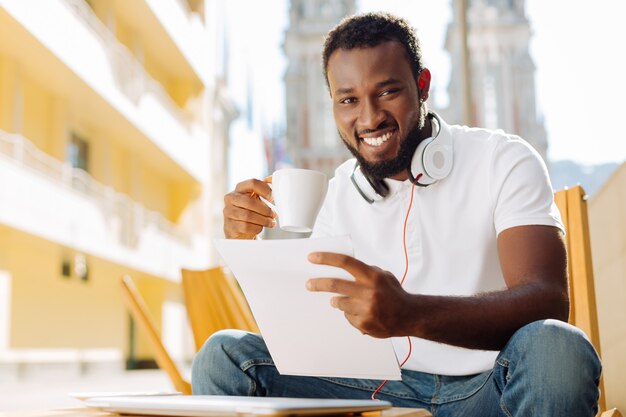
[350,112,453,204]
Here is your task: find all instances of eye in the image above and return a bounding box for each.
[379,88,400,97]
[339,97,357,104]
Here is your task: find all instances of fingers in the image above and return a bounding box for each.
[306,279,365,319]
[306,277,358,296]
[224,178,277,239]
[224,205,276,228]
[225,190,275,219]
[330,297,374,336]
[225,220,264,239]
[307,252,370,279]
[307,279,369,321]
[234,178,273,202]
[330,295,361,313]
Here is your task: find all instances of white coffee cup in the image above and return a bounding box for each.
[265,169,328,233]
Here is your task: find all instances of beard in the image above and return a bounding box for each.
[341,108,427,180]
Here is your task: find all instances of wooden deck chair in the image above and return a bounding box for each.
[182,267,259,352]
[554,186,622,417]
[119,268,258,395]
[119,275,192,395]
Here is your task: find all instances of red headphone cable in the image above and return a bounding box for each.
[371,176,419,400]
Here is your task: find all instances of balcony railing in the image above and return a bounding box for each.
[62,0,192,131]
[0,130,192,248]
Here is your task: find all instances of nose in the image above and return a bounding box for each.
[357,98,386,131]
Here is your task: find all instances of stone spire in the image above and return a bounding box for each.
[283,0,356,178]
[444,0,548,162]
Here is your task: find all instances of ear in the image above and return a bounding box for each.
[417,68,432,101]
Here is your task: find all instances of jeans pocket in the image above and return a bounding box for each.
[240,358,275,372]
[495,358,511,385]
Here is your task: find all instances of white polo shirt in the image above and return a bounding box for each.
[311,117,563,376]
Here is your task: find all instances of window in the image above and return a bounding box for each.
[67,133,90,172]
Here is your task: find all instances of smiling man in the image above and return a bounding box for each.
[192,12,602,416]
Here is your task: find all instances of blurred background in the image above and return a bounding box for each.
[0,0,624,412]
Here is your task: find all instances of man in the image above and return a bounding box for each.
[192,12,601,416]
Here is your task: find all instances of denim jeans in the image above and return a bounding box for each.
[191,319,601,417]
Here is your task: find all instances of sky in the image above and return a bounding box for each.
[223,0,626,183]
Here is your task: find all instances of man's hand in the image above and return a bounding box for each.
[306,252,413,338]
[223,178,276,239]
[305,226,568,350]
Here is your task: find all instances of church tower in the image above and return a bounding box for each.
[283,0,356,178]
[444,0,548,162]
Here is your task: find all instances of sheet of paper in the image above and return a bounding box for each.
[214,236,401,380]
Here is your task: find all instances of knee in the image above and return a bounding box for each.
[191,329,250,394]
[193,329,237,369]
[497,320,602,412]
[501,319,602,388]
[509,320,598,363]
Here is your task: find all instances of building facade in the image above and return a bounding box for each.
[443,0,548,162]
[0,0,231,375]
[283,0,355,179]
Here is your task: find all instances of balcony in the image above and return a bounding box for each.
[0,0,209,184]
[114,0,212,86]
[62,0,209,180]
[0,130,208,281]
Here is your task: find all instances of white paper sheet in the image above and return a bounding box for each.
[214,236,401,380]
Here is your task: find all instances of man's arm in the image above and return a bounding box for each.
[306,224,568,351]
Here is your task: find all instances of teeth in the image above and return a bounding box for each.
[362,131,392,147]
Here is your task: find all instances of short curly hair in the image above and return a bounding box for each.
[322,12,424,88]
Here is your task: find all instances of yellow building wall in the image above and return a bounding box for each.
[4,227,126,349]
[0,63,67,161]
[88,128,111,184]
[0,225,186,362]
[589,162,626,412]
[139,162,171,219]
[170,182,199,224]
[48,99,69,162]
[109,145,131,196]
[21,75,52,152]
[168,78,195,108]
[0,56,15,132]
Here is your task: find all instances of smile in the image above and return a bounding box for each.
[360,130,394,147]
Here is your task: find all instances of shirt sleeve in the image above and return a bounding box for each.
[489,135,564,236]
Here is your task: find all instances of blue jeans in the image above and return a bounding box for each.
[191,320,601,416]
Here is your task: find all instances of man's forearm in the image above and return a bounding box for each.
[403,281,569,351]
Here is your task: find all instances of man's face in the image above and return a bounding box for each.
[327,41,426,180]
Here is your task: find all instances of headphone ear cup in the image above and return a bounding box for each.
[409,130,453,185]
[410,137,436,185]
[422,140,453,180]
